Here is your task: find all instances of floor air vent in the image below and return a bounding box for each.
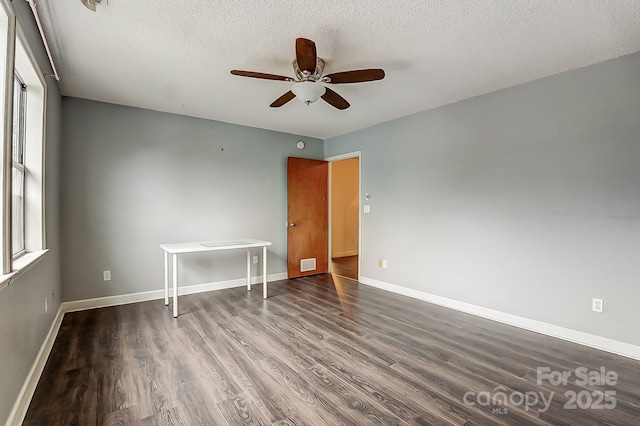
[300,258,317,272]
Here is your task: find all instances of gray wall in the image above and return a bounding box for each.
[325,52,640,347]
[0,1,62,424]
[61,98,323,302]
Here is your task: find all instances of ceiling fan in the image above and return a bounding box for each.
[231,38,385,110]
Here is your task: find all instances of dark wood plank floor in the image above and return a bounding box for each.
[25,274,640,425]
[331,255,358,280]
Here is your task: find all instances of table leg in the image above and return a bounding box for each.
[164,251,169,306]
[263,246,267,299]
[247,248,251,291]
[172,253,178,318]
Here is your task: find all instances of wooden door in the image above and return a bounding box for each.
[287,157,328,278]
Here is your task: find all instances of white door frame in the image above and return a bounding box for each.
[325,151,362,281]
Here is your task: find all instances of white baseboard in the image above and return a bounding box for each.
[62,272,288,313]
[6,305,65,426]
[359,276,640,361]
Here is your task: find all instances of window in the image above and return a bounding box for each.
[0,1,47,285]
[12,73,26,257]
[2,19,46,280]
[10,25,47,272]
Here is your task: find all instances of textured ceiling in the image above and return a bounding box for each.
[35,0,640,139]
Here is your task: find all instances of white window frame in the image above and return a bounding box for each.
[0,0,16,277]
[0,10,48,286]
[10,23,47,272]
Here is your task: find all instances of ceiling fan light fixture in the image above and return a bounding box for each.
[291,81,326,105]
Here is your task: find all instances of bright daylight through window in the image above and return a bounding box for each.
[12,73,26,256]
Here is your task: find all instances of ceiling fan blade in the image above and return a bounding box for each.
[324,69,385,84]
[270,91,296,107]
[296,38,317,73]
[231,70,293,81]
[321,88,350,110]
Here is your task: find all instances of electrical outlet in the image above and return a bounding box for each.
[592,298,604,313]
[253,256,258,264]
[382,260,388,268]
[103,270,111,281]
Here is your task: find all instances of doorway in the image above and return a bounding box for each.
[328,154,360,280]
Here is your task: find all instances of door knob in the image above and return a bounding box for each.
[289,222,296,227]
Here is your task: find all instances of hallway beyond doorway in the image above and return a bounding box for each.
[331,255,358,280]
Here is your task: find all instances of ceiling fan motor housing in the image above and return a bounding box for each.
[293,58,325,81]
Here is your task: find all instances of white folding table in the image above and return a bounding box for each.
[160,239,272,317]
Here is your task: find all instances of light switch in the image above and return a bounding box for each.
[364,205,371,213]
